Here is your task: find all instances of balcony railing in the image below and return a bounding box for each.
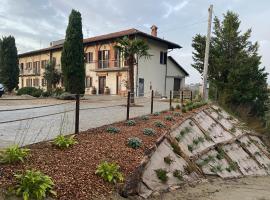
[98,60,109,69]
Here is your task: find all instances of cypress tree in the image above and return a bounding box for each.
[192,11,268,117]
[61,9,85,94]
[0,36,19,92]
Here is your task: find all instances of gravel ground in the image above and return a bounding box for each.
[0,96,176,148]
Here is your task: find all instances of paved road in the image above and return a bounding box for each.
[0,96,174,148]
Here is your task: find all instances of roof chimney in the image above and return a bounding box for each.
[151,25,158,37]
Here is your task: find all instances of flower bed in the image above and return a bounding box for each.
[0,106,207,200]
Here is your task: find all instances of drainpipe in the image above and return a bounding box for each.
[164,49,173,98]
[136,54,139,97]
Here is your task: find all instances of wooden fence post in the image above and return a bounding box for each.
[151,90,154,114]
[126,91,130,120]
[169,90,172,110]
[191,91,193,102]
[181,90,184,104]
[75,94,80,134]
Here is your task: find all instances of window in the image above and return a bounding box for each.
[114,49,120,67]
[98,50,110,68]
[33,78,39,87]
[160,51,167,65]
[33,61,40,74]
[42,78,47,86]
[26,62,32,70]
[20,63,24,73]
[85,76,92,88]
[85,52,93,63]
[41,60,48,68]
[26,79,32,87]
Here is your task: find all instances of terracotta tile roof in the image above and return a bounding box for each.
[19,28,181,57]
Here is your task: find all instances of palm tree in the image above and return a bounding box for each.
[115,36,151,104]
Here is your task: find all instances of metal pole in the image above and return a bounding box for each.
[127,91,130,120]
[151,90,154,114]
[181,90,184,105]
[202,4,213,101]
[169,90,172,110]
[191,91,193,102]
[75,94,80,134]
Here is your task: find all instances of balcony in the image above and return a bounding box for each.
[98,60,109,69]
[92,59,128,72]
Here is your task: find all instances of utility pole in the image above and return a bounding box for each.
[202,4,213,101]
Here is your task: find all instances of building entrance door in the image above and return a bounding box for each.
[98,76,106,94]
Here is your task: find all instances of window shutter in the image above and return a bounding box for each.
[160,52,163,64]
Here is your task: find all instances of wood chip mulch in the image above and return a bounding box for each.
[0,107,206,200]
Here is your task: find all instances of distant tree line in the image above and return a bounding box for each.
[192,11,268,117]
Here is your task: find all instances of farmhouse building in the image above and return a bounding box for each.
[18,26,188,97]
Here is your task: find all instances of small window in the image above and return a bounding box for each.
[160,51,167,65]
[85,76,92,88]
[42,78,47,86]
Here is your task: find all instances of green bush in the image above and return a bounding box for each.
[141,115,149,120]
[173,112,181,117]
[164,155,173,165]
[188,144,194,152]
[106,126,120,134]
[182,107,187,113]
[52,88,65,96]
[143,128,156,136]
[14,170,56,200]
[155,169,168,183]
[53,135,77,149]
[17,87,43,97]
[125,120,136,126]
[170,106,175,111]
[153,112,160,116]
[127,137,142,149]
[173,169,183,181]
[175,104,181,109]
[154,121,166,128]
[164,115,174,121]
[42,91,51,97]
[0,145,29,164]
[95,161,124,183]
[187,105,193,111]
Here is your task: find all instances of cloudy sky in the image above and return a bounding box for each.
[0,0,269,84]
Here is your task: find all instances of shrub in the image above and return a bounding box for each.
[170,106,175,111]
[95,161,124,183]
[53,135,77,149]
[106,126,120,134]
[193,138,199,146]
[188,144,194,152]
[226,161,238,172]
[17,87,43,97]
[175,104,181,109]
[216,148,225,160]
[143,128,156,136]
[0,145,29,164]
[198,155,215,166]
[141,115,149,120]
[153,112,160,116]
[187,105,193,111]
[52,88,65,96]
[210,165,223,173]
[154,121,166,128]
[42,91,51,97]
[127,137,142,149]
[173,112,181,117]
[57,92,76,100]
[182,107,187,113]
[230,126,236,133]
[164,155,173,165]
[14,170,56,200]
[155,169,168,183]
[198,136,205,143]
[173,170,183,181]
[164,115,174,121]
[125,120,136,126]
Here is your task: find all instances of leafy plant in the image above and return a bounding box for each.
[153,112,160,116]
[187,105,193,111]
[182,107,187,113]
[164,155,174,165]
[106,126,120,134]
[173,169,183,181]
[198,136,205,143]
[154,121,166,128]
[53,135,77,149]
[188,144,194,152]
[14,170,56,200]
[155,169,168,183]
[210,165,223,173]
[0,145,29,164]
[230,126,236,133]
[164,115,174,121]
[141,115,149,120]
[125,120,136,126]
[170,106,175,111]
[198,155,215,167]
[216,148,225,160]
[127,137,142,149]
[204,132,212,141]
[175,104,181,109]
[173,112,181,117]
[143,128,156,136]
[193,138,199,146]
[95,161,124,183]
